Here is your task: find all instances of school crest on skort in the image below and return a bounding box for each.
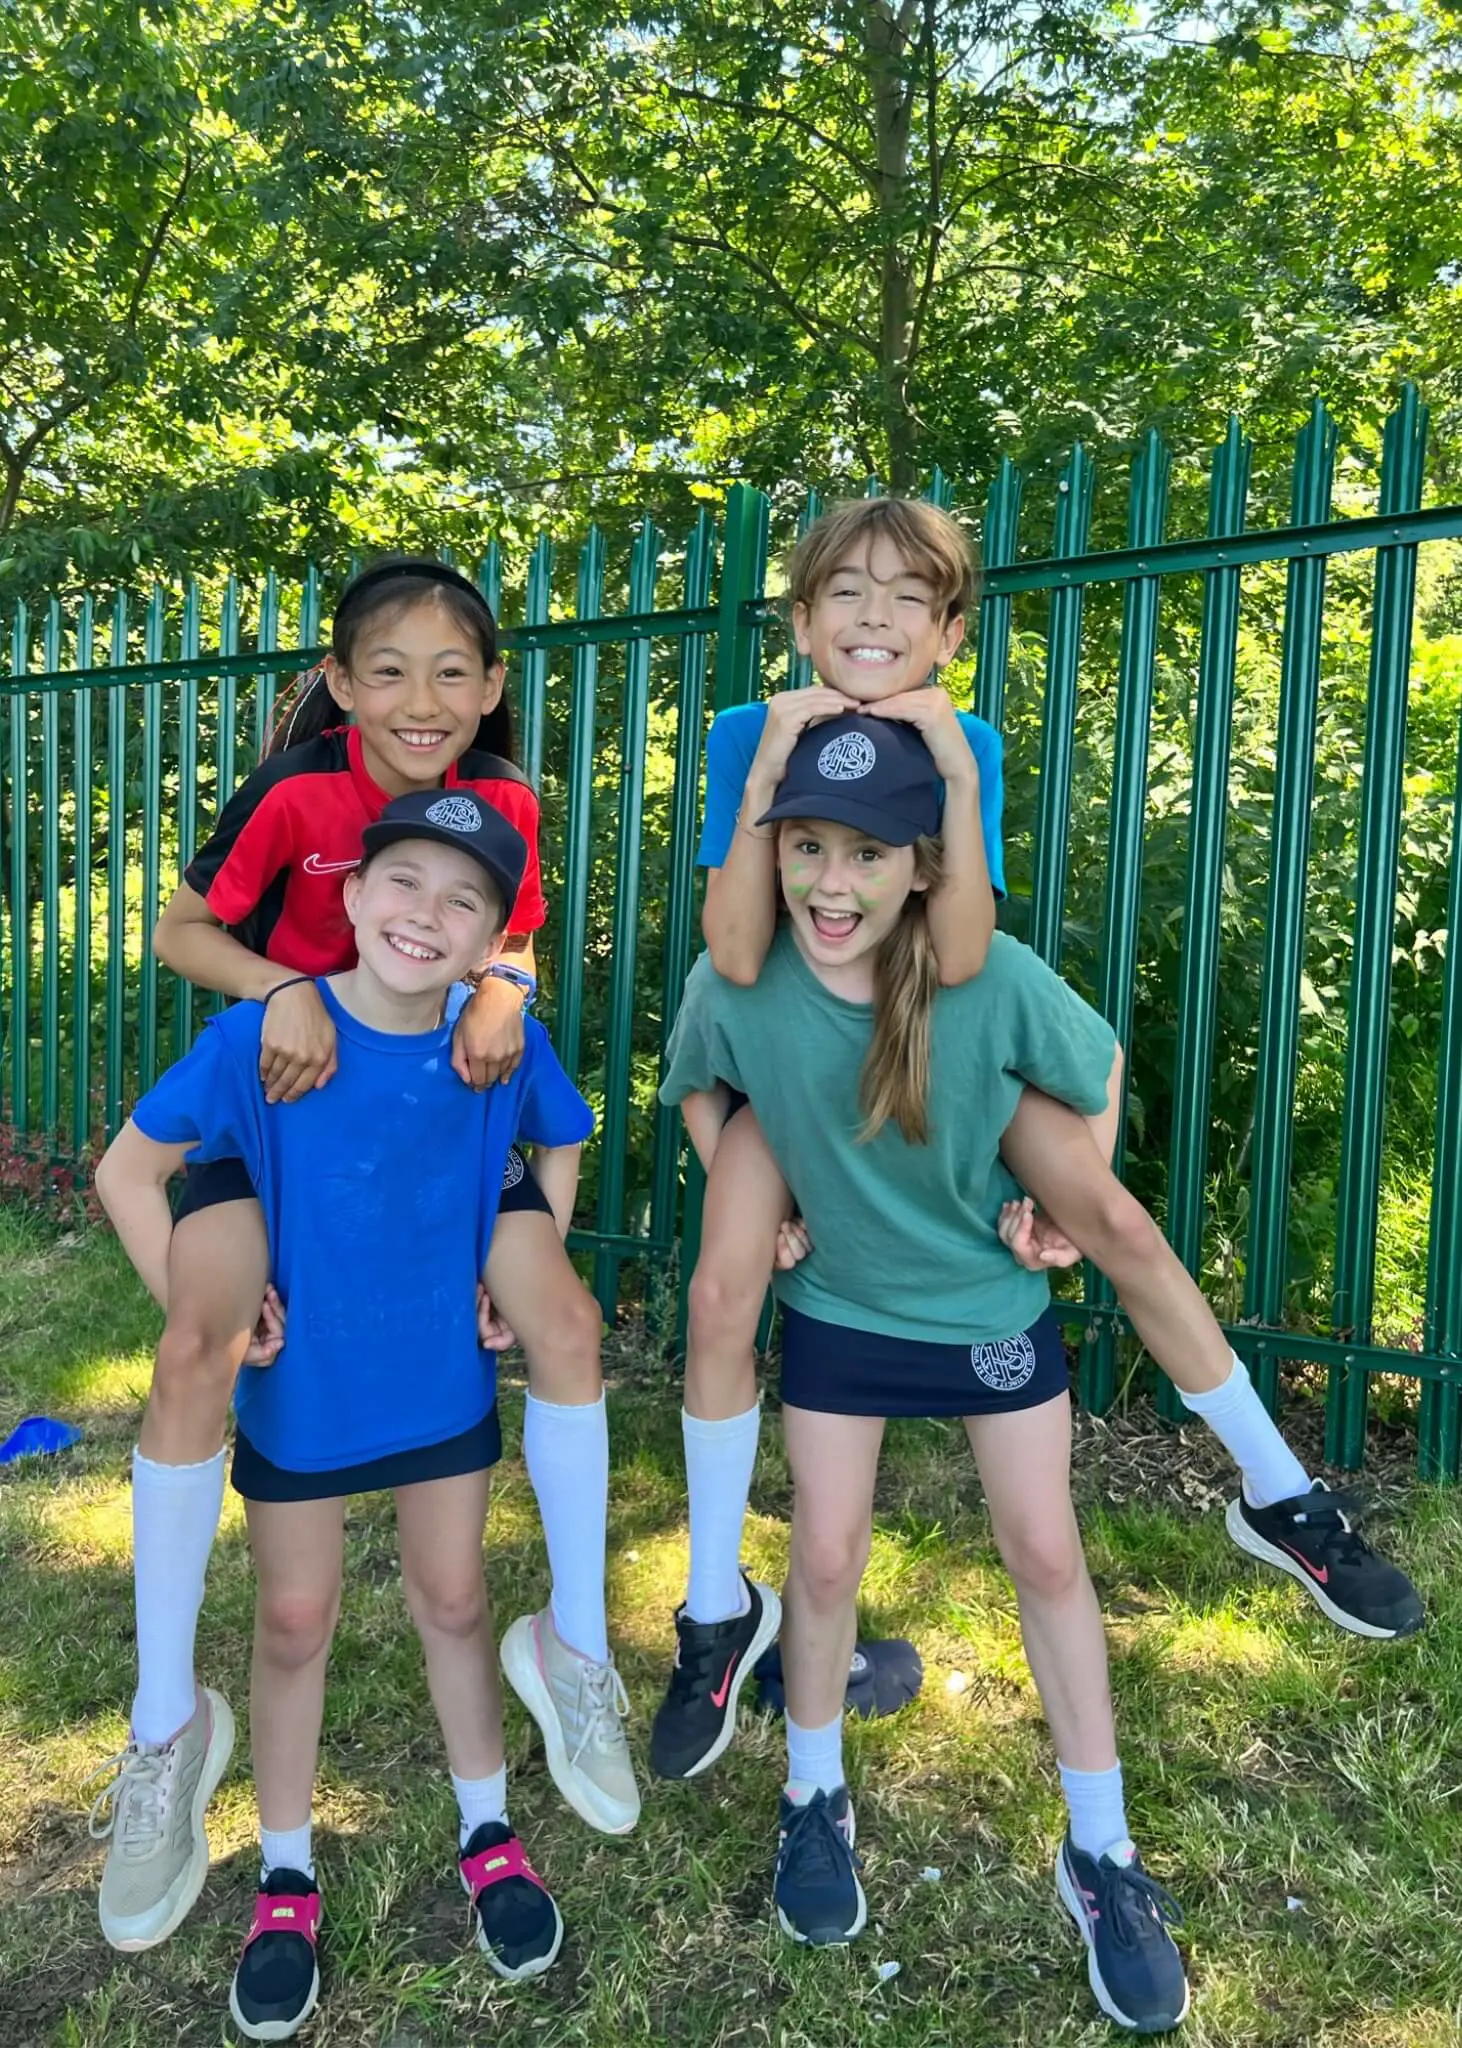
[501,1149,526,1191]
[425,794,483,834]
[817,730,877,782]
[970,1330,1037,1392]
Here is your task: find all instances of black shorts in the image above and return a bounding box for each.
[174,1149,550,1226]
[497,1147,552,1217]
[173,1156,256,1223]
[778,1304,1071,1418]
[230,1407,502,1502]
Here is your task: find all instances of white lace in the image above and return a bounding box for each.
[83,1743,173,1857]
[569,1659,631,1765]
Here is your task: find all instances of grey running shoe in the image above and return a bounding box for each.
[501,1608,640,1834]
[88,1686,235,1951]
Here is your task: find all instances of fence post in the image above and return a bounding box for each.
[974,457,1024,733]
[1028,445,1095,970]
[594,521,661,1317]
[41,601,61,1142]
[1326,385,1429,1468]
[72,598,95,1159]
[1084,430,1170,1416]
[554,528,607,1083]
[713,483,769,714]
[1244,400,1337,1410]
[1420,690,1462,1480]
[7,601,30,1131]
[1162,418,1252,1418]
[655,512,716,1346]
[104,592,129,1137]
[138,587,165,1095]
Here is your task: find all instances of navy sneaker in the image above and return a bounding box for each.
[650,1575,782,1779]
[773,1787,867,1947]
[460,1822,563,1981]
[1226,1484,1424,1639]
[228,1868,321,2043]
[1056,1838,1188,2034]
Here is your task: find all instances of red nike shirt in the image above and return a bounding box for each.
[185,726,546,975]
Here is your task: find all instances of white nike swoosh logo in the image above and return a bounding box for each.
[301,853,360,876]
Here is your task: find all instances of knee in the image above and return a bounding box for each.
[153,1319,239,1394]
[1083,1181,1160,1267]
[687,1258,765,1351]
[535,1280,603,1369]
[404,1571,487,1642]
[999,1522,1087,1603]
[792,1525,870,1610]
[256,1588,337,1670]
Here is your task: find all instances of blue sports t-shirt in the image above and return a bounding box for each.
[696,699,1006,896]
[131,982,593,1473]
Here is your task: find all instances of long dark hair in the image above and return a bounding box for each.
[267,558,514,761]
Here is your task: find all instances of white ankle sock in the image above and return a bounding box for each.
[129,1446,227,1745]
[683,1405,760,1624]
[452,1766,508,1846]
[784,1712,845,1802]
[1178,1354,1309,1508]
[1058,1760,1129,1861]
[260,1822,314,1881]
[523,1394,610,1665]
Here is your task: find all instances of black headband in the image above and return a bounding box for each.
[333,557,496,632]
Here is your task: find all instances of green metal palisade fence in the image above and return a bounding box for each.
[4,389,1462,1474]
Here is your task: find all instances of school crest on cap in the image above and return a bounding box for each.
[424,795,483,833]
[817,729,877,782]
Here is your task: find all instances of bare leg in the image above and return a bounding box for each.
[1000,1093,1234,1397]
[396,1470,502,1779]
[780,1407,884,1731]
[245,1496,346,1833]
[963,1396,1115,1771]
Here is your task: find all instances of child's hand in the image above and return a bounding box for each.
[748,687,858,800]
[997,1197,1082,1271]
[774,1214,813,1270]
[867,687,978,786]
[259,982,338,1103]
[453,977,526,1089]
[242,1284,286,1367]
[476,1282,517,1351]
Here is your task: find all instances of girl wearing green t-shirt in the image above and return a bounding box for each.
[661,714,1191,2030]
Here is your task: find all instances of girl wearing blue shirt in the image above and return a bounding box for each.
[95,794,590,2039]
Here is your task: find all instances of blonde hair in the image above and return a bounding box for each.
[860,836,944,1145]
[787,499,977,623]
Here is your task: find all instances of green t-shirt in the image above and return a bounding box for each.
[661,929,1117,1346]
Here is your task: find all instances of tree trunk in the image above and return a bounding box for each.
[865,1,920,490]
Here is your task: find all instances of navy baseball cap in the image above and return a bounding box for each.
[756,713,941,846]
[360,788,526,920]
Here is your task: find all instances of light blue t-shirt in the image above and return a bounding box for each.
[696,698,1006,895]
[132,982,593,1472]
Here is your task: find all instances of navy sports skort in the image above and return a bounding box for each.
[230,1407,502,1502]
[778,1303,1070,1418]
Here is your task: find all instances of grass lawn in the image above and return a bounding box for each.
[3,1206,1462,2047]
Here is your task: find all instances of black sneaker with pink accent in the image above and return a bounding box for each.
[460,1823,564,1981]
[1225,1483,1423,1640]
[228,1868,321,2043]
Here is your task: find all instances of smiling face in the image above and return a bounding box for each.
[325,593,505,795]
[791,532,966,704]
[342,838,505,997]
[777,817,925,989]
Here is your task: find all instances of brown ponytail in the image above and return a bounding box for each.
[860,836,944,1144]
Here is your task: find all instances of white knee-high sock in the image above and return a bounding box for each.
[523,1394,610,1664]
[130,1446,227,1744]
[683,1405,760,1624]
[1179,1354,1309,1508]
